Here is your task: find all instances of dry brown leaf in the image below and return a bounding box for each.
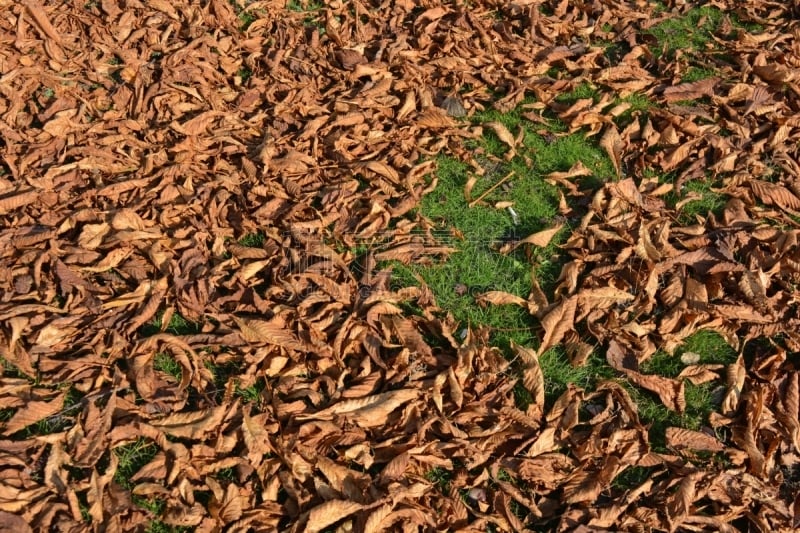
[0,511,34,533]
[678,364,723,385]
[78,223,110,250]
[148,405,228,440]
[297,389,419,423]
[600,124,623,177]
[2,0,799,530]
[538,296,577,355]
[625,371,685,413]
[416,107,456,129]
[231,316,307,351]
[662,78,718,103]
[518,223,564,248]
[665,427,724,452]
[722,356,746,416]
[511,341,545,417]
[486,121,517,156]
[2,393,65,435]
[750,179,800,212]
[475,290,527,307]
[304,499,364,533]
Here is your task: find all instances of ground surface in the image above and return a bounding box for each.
[1,0,800,531]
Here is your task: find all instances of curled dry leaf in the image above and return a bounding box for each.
[625,371,686,413]
[511,341,545,419]
[537,296,577,356]
[485,121,517,157]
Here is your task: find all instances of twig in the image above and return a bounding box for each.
[468,170,515,208]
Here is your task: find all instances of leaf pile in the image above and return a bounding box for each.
[1,0,799,531]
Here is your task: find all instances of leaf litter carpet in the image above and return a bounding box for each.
[1,0,800,531]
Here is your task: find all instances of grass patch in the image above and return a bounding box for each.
[632,330,736,451]
[540,348,614,405]
[235,377,265,405]
[114,438,159,490]
[287,0,323,11]
[625,380,717,452]
[676,329,737,365]
[140,311,201,337]
[387,98,730,455]
[615,93,656,124]
[26,387,82,437]
[0,355,33,381]
[554,82,601,104]
[681,66,719,82]
[204,359,266,405]
[113,441,188,532]
[147,518,188,533]
[425,466,452,493]
[238,232,265,248]
[612,465,655,490]
[0,382,83,437]
[664,176,726,224]
[647,6,723,59]
[236,67,252,84]
[153,353,182,382]
[287,0,325,30]
[228,0,264,31]
[382,102,617,411]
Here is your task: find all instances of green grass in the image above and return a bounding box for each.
[228,0,264,31]
[153,353,182,382]
[114,438,159,490]
[381,103,620,415]
[25,385,82,437]
[612,465,655,491]
[204,360,266,405]
[664,175,727,224]
[393,115,614,334]
[425,467,452,493]
[0,355,32,380]
[238,232,265,248]
[238,10,257,30]
[113,439,187,531]
[647,6,724,59]
[235,378,265,404]
[540,349,614,404]
[681,66,719,82]
[140,311,201,337]
[236,67,252,83]
[384,98,738,459]
[0,373,83,436]
[615,92,656,125]
[287,0,324,30]
[287,0,323,11]
[630,330,737,451]
[147,517,188,533]
[675,329,737,365]
[554,82,601,105]
[215,467,238,482]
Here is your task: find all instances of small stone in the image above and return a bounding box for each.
[440,96,466,118]
[680,351,701,365]
[467,487,487,502]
